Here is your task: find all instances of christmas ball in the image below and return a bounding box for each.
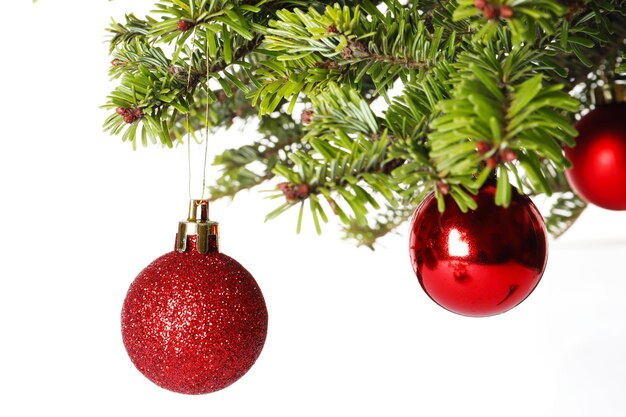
[565,102,626,210]
[409,185,548,317]
[121,235,268,394]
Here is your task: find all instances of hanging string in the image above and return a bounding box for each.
[186,113,192,202]
[183,16,212,203]
[185,28,198,203]
[200,28,211,201]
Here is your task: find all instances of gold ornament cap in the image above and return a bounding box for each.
[176,200,219,254]
[592,81,626,106]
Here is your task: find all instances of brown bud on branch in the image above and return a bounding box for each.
[177,19,194,32]
[301,110,314,124]
[116,107,144,124]
[473,1,514,20]
[278,182,311,202]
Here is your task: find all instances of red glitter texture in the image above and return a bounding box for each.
[409,185,548,317]
[565,103,626,210]
[121,236,268,394]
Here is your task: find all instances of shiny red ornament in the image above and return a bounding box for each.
[409,185,548,317]
[565,102,626,210]
[121,214,268,394]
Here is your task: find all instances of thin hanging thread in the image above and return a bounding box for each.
[200,29,211,201]
[185,29,198,202]
[184,26,211,203]
[186,113,192,202]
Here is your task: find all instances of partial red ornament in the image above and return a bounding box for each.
[121,201,268,394]
[565,102,626,210]
[409,184,548,317]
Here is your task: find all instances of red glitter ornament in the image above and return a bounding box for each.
[121,201,268,394]
[409,184,548,317]
[565,102,626,210]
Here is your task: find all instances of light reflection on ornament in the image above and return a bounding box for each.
[447,228,469,257]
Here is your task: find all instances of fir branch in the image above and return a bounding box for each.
[102,0,626,245]
[266,84,405,233]
[429,38,580,208]
[168,86,257,142]
[266,82,441,241]
[342,40,432,70]
[342,205,416,250]
[544,192,587,238]
[522,159,588,238]
[454,0,568,42]
[107,14,154,52]
[502,0,626,92]
[256,2,463,114]
[209,113,305,200]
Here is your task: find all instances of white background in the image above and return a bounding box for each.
[1,1,626,416]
